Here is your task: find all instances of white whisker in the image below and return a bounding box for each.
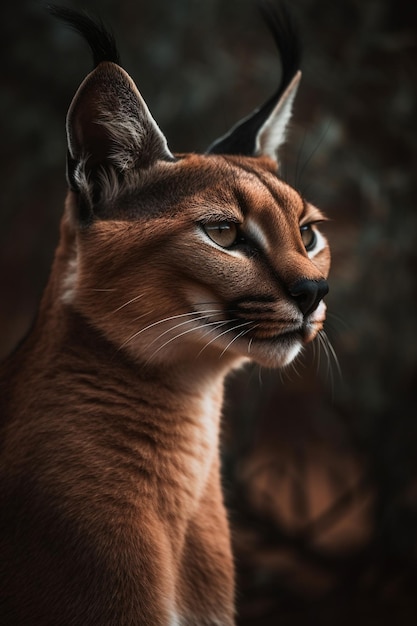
[219,324,254,359]
[145,318,232,364]
[248,337,254,355]
[196,319,246,358]
[317,331,329,373]
[119,309,220,350]
[312,332,322,375]
[112,293,146,314]
[196,319,231,340]
[289,357,302,379]
[258,366,263,386]
[314,330,342,402]
[146,311,222,348]
[310,334,317,371]
[130,310,155,323]
[320,330,342,381]
[326,311,350,331]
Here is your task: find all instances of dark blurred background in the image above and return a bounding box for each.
[1,0,417,623]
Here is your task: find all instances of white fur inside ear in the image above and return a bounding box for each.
[96,90,173,171]
[66,63,174,174]
[61,253,78,304]
[97,110,147,170]
[255,70,302,161]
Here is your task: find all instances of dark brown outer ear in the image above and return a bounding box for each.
[207,72,301,163]
[207,1,301,165]
[49,6,174,220]
[66,61,174,212]
[67,62,175,226]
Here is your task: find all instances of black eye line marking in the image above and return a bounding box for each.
[300,224,316,251]
[227,162,324,254]
[232,225,265,257]
[200,205,321,255]
[200,218,262,254]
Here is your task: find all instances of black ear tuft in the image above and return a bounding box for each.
[207,1,302,160]
[49,6,174,222]
[47,5,121,67]
[258,0,301,95]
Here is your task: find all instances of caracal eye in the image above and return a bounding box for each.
[300,223,317,251]
[203,222,238,248]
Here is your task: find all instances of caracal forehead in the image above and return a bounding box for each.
[175,154,309,246]
[172,153,305,215]
[120,153,305,225]
[206,156,326,257]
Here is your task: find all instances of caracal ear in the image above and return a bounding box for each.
[66,62,174,212]
[207,2,301,166]
[254,70,301,159]
[208,71,301,163]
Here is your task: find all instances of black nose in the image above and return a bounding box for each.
[289,278,329,317]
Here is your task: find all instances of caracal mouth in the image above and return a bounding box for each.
[302,300,327,344]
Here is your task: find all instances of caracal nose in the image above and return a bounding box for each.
[289,278,329,317]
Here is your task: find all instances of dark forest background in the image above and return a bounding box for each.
[1,0,417,623]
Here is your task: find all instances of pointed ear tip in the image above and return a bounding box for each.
[66,60,138,132]
[292,70,302,86]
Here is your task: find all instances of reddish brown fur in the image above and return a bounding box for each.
[0,154,329,625]
[0,16,330,626]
